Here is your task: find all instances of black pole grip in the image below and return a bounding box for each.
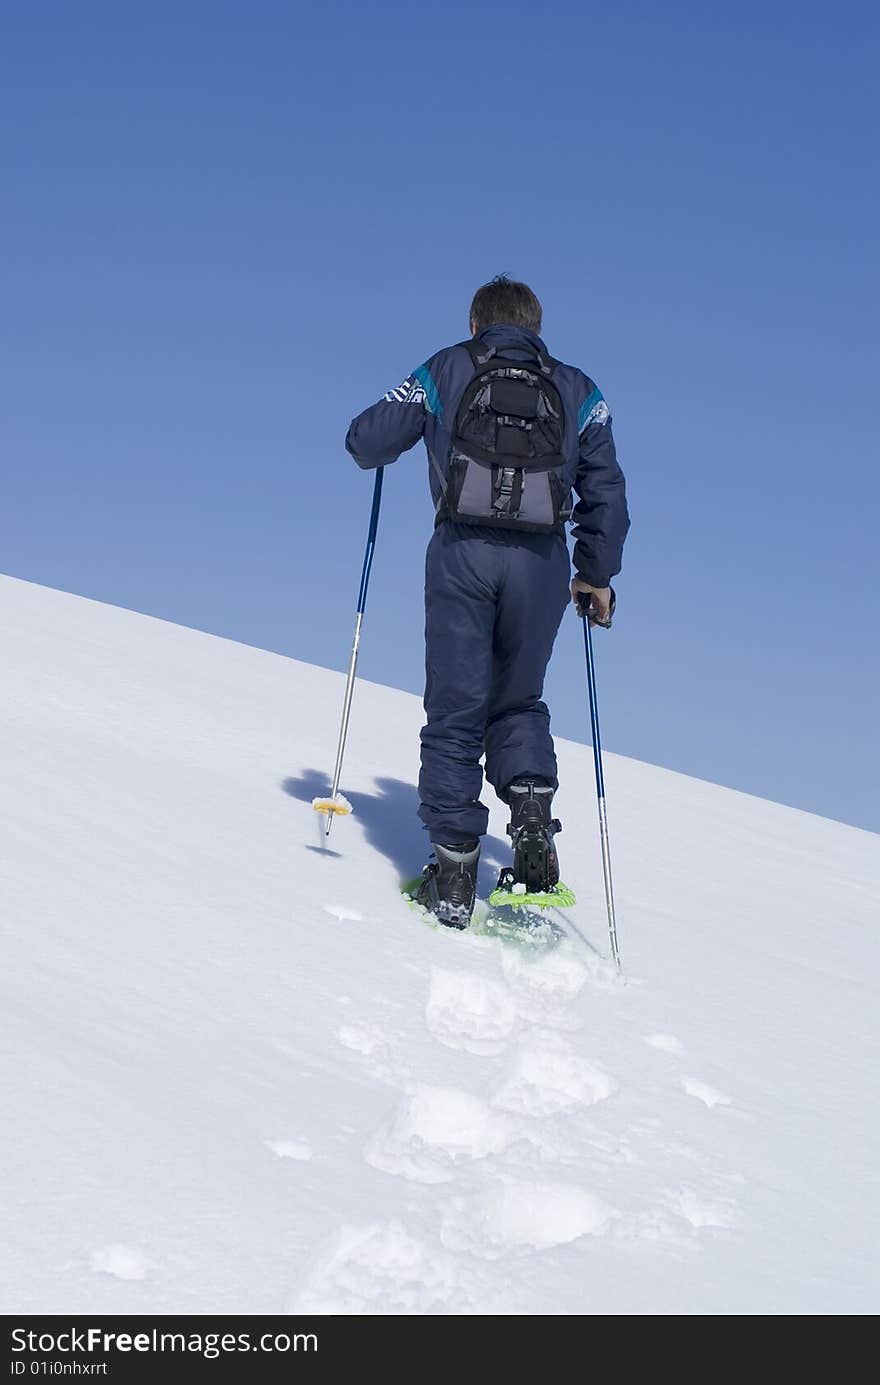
[575,584,616,628]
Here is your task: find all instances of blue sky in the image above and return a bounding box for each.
[2,1,878,833]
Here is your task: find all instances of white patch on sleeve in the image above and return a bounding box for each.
[383,377,427,406]
[580,399,610,432]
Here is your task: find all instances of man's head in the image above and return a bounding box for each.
[469,274,542,336]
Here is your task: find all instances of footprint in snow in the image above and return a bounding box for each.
[441,1177,617,1258]
[500,948,590,1027]
[682,1077,732,1109]
[292,1220,459,1315]
[426,966,517,1056]
[364,1084,518,1185]
[491,1030,617,1118]
[89,1245,147,1281]
[265,1137,313,1161]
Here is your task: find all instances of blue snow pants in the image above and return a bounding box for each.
[418,521,571,845]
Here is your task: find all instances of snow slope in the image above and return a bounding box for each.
[1,573,877,1315]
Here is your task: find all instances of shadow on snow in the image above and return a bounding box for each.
[281,769,510,895]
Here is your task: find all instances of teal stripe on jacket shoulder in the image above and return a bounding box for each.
[578,385,611,433]
[412,364,442,417]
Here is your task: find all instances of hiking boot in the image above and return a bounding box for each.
[416,840,480,929]
[498,777,561,895]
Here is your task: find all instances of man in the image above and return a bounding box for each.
[346,275,629,928]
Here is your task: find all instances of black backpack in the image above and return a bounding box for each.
[435,339,572,535]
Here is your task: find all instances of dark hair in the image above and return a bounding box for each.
[469,274,542,334]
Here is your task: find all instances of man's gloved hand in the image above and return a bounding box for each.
[571,578,616,628]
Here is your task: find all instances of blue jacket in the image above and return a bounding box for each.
[346,323,630,587]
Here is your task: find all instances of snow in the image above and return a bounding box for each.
[0,571,878,1315]
[89,1245,147,1282]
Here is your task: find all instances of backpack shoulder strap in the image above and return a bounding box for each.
[536,349,561,376]
[457,338,495,368]
[460,337,561,377]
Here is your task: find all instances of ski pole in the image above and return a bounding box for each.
[314,467,384,838]
[579,600,621,969]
